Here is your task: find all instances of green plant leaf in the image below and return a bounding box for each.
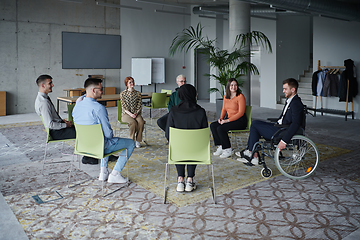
[169,23,272,97]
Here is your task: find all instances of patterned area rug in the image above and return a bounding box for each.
[0,120,351,206]
[108,123,352,207]
[0,117,358,239]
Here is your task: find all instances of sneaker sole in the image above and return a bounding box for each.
[236,157,249,163]
[185,186,196,192]
[108,179,128,184]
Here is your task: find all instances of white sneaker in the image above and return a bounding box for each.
[235,149,251,158]
[185,181,196,192]
[213,146,223,156]
[237,157,259,165]
[176,182,185,192]
[108,172,128,183]
[220,148,232,158]
[99,167,109,181]
[135,141,141,148]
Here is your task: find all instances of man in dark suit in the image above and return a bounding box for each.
[236,78,304,165]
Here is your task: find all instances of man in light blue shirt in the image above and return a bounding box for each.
[72,78,135,183]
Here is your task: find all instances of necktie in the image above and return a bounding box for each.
[47,96,62,119]
[278,100,288,124]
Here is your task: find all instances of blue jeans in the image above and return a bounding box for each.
[101,137,135,172]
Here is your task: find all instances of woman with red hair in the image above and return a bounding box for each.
[120,77,145,148]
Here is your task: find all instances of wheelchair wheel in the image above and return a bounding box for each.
[261,168,272,178]
[274,135,319,180]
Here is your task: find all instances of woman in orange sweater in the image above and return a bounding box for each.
[210,78,247,158]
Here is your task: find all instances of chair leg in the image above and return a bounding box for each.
[126,149,129,182]
[42,143,48,175]
[68,155,75,188]
[207,164,216,204]
[211,164,216,204]
[42,141,71,175]
[163,163,169,204]
[143,123,148,146]
[68,155,93,189]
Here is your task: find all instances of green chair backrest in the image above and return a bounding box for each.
[40,115,52,142]
[117,100,126,124]
[67,104,75,123]
[161,89,172,94]
[74,123,105,159]
[161,89,172,105]
[151,92,168,108]
[244,105,252,130]
[168,127,211,165]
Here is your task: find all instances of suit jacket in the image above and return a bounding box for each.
[277,94,304,143]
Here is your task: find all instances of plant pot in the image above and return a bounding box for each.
[216,98,223,119]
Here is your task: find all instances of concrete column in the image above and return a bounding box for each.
[229,0,251,104]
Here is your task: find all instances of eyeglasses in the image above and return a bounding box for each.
[178,80,186,83]
[93,87,103,91]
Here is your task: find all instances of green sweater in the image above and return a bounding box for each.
[168,87,181,111]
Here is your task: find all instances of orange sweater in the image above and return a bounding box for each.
[220,94,246,122]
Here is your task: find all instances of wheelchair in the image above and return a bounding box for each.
[247,106,319,180]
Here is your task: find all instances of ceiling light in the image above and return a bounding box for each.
[136,0,186,9]
[154,9,191,16]
[199,15,228,20]
[59,0,82,3]
[96,1,142,10]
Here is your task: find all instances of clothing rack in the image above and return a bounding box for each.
[308,60,354,121]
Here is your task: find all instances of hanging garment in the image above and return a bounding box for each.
[339,59,358,102]
[312,70,321,96]
[317,70,327,96]
[329,74,340,97]
[323,74,331,97]
[323,73,340,97]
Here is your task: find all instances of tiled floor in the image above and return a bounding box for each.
[1,101,360,239]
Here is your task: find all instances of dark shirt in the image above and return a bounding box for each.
[167,87,181,111]
[165,102,208,140]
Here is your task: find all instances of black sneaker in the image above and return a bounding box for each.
[82,156,98,165]
[185,181,196,192]
[108,155,118,162]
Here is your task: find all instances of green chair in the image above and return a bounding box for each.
[116,100,129,135]
[40,116,75,175]
[73,123,130,196]
[117,100,147,145]
[164,127,216,204]
[67,103,75,123]
[228,105,252,149]
[161,89,172,105]
[144,92,167,124]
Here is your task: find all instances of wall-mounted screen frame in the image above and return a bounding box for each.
[62,32,121,69]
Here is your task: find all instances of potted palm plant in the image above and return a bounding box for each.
[169,23,272,116]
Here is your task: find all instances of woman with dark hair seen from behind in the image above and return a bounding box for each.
[120,76,145,148]
[165,84,208,192]
[210,78,247,158]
